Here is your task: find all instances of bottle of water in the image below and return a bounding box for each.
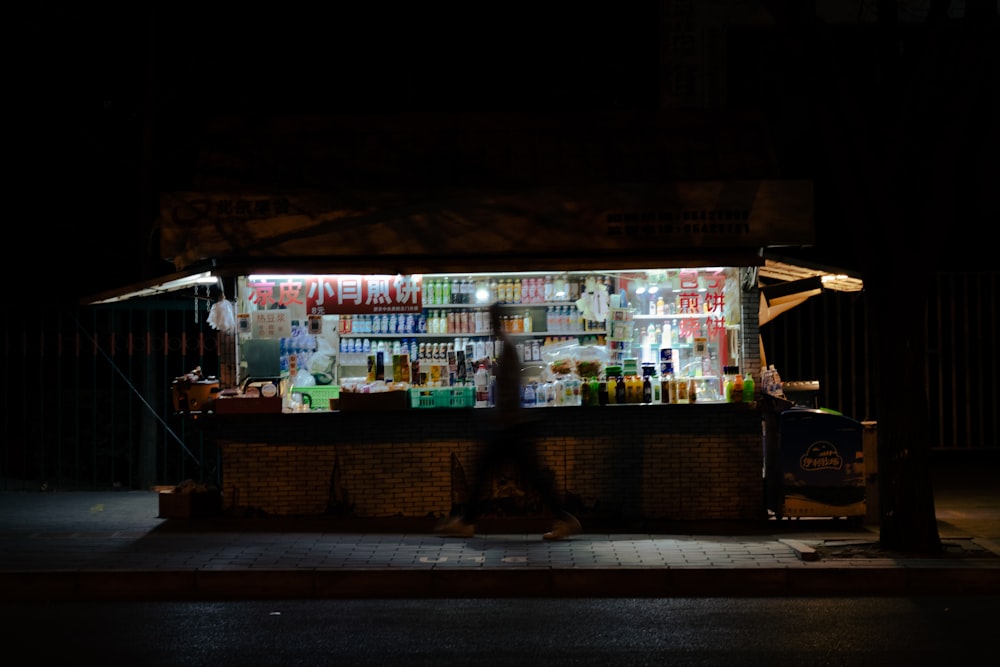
[522,382,536,407]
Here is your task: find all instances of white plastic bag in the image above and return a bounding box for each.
[208,299,236,332]
[308,336,337,385]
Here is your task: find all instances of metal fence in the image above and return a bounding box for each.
[1,300,227,491]
[2,271,995,491]
[760,271,998,450]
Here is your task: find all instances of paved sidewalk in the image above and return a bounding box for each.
[2,453,998,601]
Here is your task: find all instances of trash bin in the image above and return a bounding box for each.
[776,408,866,519]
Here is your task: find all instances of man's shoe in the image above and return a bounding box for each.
[435,516,475,537]
[543,514,581,540]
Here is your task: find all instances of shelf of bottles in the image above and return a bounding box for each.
[336,307,603,339]
[337,272,609,370]
[616,267,742,404]
[239,268,746,407]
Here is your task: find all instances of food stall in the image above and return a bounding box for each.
[135,180,817,521]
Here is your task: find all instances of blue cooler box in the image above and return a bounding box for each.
[778,409,865,518]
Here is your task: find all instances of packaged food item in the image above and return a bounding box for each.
[575,344,607,378]
[543,339,579,377]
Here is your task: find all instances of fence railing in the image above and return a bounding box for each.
[760,271,998,450]
[2,271,996,491]
[1,301,225,491]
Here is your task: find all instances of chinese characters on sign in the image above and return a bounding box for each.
[677,269,728,338]
[605,209,751,239]
[252,310,292,339]
[247,275,424,316]
[211,197,291,219]
[799,442,844,471]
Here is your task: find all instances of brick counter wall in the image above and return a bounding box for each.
[215,405,764,520]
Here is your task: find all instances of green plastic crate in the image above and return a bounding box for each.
[441,385,474,408]
[408,386,474,409]
[292,385,340,410]
[409,388,439,409]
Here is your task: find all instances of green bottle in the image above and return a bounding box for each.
[743,372,755,403]
[724,366,735,402]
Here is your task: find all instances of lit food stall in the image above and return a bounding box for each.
[104,180,819,521]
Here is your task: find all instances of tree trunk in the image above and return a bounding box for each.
[810,7,947,552]
[867,262,940,552]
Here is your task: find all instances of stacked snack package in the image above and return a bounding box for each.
[760,364,786,398]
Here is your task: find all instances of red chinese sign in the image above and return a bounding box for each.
[247,275,424,315]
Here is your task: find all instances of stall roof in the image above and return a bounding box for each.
[157,181,815,272]
[758,253,864,293]
[83,256,861,308]
[84,270,221,305]
[86,179,846,306]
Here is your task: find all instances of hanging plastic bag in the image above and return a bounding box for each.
[208,299,236,332]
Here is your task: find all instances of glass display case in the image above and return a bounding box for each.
[232,266,745,409]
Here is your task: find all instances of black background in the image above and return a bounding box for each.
[11,4,997,300]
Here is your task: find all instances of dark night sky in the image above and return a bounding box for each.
[13,5,997,300]
[16,4,664,298]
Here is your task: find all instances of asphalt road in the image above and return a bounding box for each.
[5,597,998,666]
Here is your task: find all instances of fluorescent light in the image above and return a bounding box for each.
[86,271,218,305]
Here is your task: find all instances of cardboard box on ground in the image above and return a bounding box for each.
[155,479,222,518]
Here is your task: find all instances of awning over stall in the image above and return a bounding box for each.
[84,270,222,305]
[84,179,861,306]
[157,180,814,276]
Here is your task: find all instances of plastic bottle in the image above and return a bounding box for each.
[642,375,652,404]
[743,372,755,403]
[543,381,555,407]
[724,366,736,402]
[676,375,688,404]
[661,363,674,404]
[553,379,564,406]
[733,372,744,403]
[474,364,490,407]
[597,379,609,405]
[606,376,618,404]
[615,376,626,404]
[522,382,535,407]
